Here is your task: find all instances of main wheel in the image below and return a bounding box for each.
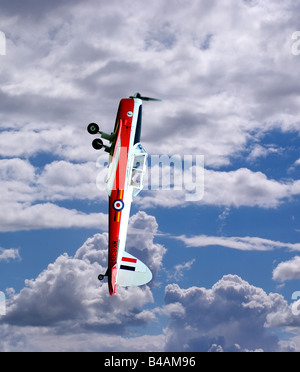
[87,123,100,135]
[98,274,105,281]
[92,138,104,150]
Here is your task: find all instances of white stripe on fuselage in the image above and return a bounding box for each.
[116,99,142,274]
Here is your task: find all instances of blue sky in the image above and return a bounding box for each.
[0,0,300,352]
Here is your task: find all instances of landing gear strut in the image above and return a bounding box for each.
[98,269,108,282]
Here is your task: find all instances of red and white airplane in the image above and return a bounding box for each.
[87,93,160,295]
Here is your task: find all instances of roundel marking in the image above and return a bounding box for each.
[113,199,124,211]
[127,111,133,118]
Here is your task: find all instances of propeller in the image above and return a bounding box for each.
[129,92,162,102]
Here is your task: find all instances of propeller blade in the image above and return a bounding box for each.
[142,97,162,102]
[130,92,162,102]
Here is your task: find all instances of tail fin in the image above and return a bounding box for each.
[117,251,152,288]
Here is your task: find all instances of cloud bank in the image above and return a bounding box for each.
[1,213,299,352]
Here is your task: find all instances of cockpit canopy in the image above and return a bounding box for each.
[129,143,148,199]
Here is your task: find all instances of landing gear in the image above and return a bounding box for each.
[88,123,103,150]
[92,138,104,150]
[98,269,108,282]
[87,122,113,153]
[87,123,100,134]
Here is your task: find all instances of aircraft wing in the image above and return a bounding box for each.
[117,251,152,288]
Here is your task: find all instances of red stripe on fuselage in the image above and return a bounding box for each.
[108,99,135,295]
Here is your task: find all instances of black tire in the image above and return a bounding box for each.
[92,138,104,150]
[98,274,104,281]
[87,123,100,135]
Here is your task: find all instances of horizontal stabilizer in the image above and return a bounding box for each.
[117,252,152,288]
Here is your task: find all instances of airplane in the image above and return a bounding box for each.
[87,92,161,296]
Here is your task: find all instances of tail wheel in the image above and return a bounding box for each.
[92,138,104,150]
[87,123,100,135]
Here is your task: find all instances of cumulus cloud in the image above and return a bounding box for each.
[127,211,167,281]
[163,275,297,352]
[0,211,168,351]
[0,202,106,232]
[139,167,300,209]
[3,212,165,331]
[247,144,281,163]
[0,158,35,182]
[0,324,165,352]
[1,0,300,228]
[1,228,300,351]
[37,160,101,201]
[203,169,300,208]
[273,256,300,282]
[0,247,21,262]
[1,0,300,353]
[4,236,151,329]
[1,0,300,163]
[0,157,106,232]
[5,138,299,233]
[289,158,300,173]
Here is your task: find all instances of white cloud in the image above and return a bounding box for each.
[3,212,165,327]
[289,158,300,173]
[247,144,281,162]
[175,234,300,252]
[163,274,298,352]
[127,211,167,280]
[1,0,300,352]
[0,324,165,352]
[4,234,153,328]
[204,168,300,208]
[140,167,300,209]
[0,158,35,182]
[168,259,196,281]
[0,248,21,262]
[1,0,300,167]
[1,227,300,351]
[0,126,97,162]
[0,157,105,232]
[0,202,106,232]
[1,0,300,226]
[0,212,167,351]
[37,160,100,201]
[273,256,300,282]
